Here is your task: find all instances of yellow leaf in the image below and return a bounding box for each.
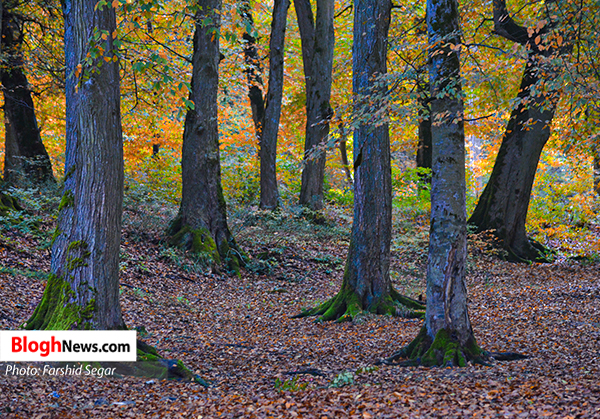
[112,0,118,7]
[101,33,108,40]
[112,30,118,39]
[104,56,111,62]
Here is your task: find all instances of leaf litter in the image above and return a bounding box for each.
[0,211,599,418]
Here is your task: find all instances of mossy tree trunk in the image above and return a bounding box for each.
[25,0,124,331]
[168,0,244,274]
[388,0,486,367]
[294,0,423,322]
[297,0,335,211]
[1,3,55,187]
[259,0,289,210]
[468,0,567,262]
[0,189,21,216]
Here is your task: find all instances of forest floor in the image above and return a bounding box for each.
[1,204,599,418]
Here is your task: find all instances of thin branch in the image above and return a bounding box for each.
[465,113,495,122]
[334,4,352,19]
[145,33,192,63]
[464,43,509,54]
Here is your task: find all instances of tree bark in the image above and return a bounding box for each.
[1,4,55,187]
[337,124,352,186]
[238,0,266,142]
[26,0,124,330]
[424,0,476,355]
[384,0,486,367]
[167,0,245,274]
[294,0,423,322]
[468,0,563,262]
[259,0,289,210]
[296,0,335,211]
[416,82,432,173]
[594,143,600,196]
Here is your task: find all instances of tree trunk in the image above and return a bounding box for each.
[416,82,432,173]
[337,124,352,186]
[385,0,485,367]
[296,0,335,211]
[294,0,423,322]
[167,0,245,274]
[259,0,289,210]
[26,0,124,331]
[1,4,55,187]
[468,54,558,261]
[468,0,564,262]
[594,143,600,196]
[238,0,266,143]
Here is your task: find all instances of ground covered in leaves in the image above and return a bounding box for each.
[1,206,599,418]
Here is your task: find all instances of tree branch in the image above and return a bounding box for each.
[492,0,530,45]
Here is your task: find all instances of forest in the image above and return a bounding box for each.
[0,0,599,416]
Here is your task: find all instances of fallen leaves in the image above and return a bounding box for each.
[1,215,599,417]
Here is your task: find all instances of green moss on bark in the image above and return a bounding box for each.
[124,340,208,385]
[50,228,62,246]
[66,240,91,270]
[167,217,246,276]
[58,190,74,211]
[0,192,21,216]
[24,274,95,330]
[168,222,221,264]
[383,325,488,367]
[25,239,94,330]
[293,284,424,322]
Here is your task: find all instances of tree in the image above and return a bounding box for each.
[238,0,290,210]
[467,0,568,262]
[256,0,290,210]
[167,0,245,273]
[294,0,423,322]
[296,0,335,212]
[1,1,55,187]
[25,0,124,330]
[238,0,266,141]
[594,143,600,196]
[416,79,432,174]
[385,0,486,367]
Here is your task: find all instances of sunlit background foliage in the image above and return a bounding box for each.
[1,0,599,257]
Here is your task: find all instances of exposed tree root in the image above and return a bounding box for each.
[166,218,246,276]
[506,238,554,263]
[471,228,553,263]
[0,192,21,216]
[488,351,529,361]
[292,287,425,323]
[380,326,527,367]
[107,340,209,386]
